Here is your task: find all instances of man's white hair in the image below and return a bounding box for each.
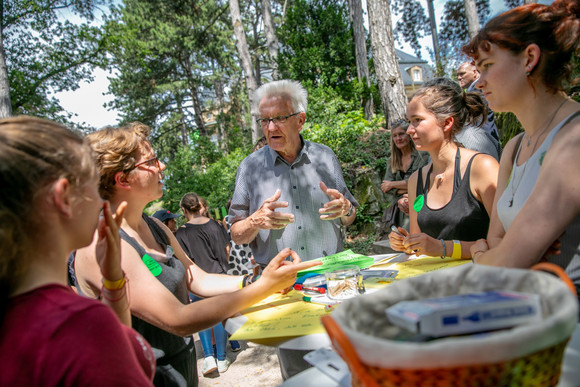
[253,80,308,113]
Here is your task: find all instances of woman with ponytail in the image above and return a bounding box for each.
[463,0,580,293]
[388,83,499,258]
[0,117,154,386]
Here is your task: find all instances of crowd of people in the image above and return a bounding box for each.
[1,0,579,386]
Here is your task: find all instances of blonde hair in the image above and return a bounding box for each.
[86,122,151,200]
[389,120,416,173]
[0,116,94,301]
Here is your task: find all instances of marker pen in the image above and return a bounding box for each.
[302,296,341,306]
[294,284,326,294]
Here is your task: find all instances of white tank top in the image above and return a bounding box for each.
[497,111,580,295]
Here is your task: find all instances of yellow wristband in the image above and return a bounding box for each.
[103,276,126,290]
[238,275,246,289]
[452,240,461,259]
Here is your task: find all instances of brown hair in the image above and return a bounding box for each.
[412,79,488,141]
[86,122,151,200]
[463,0,580,92]
[0,116,95,314]
[389,119,416,173]
[180,193,204,214]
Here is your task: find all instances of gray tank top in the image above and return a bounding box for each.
[497,111,580,295]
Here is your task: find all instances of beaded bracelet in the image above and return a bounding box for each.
[440,239,446,259]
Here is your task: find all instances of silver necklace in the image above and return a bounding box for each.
[525,99,568,147]
[509,99,568,207]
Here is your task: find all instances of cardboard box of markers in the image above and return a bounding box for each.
[385,290,542,337]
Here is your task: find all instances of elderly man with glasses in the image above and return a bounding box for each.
[228,79,359,379]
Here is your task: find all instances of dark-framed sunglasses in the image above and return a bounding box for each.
[130,156,161,171]
[256,112,300,128]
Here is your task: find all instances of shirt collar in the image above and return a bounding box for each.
[266,135,309,166]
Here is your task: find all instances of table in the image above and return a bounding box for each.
[224,253,468,349]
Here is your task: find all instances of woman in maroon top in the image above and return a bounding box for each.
[0,116,155,386]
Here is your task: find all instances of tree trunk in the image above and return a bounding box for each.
[214,77,227,151]
[261,0,279,80]
[426,0,443,75]
[176,97,188,145]
[463,0,480,39]
[190,88,207,136]
[366,0,407,127]
[348,0,374,120]
[0,3,12,118]
[229,0,261,143]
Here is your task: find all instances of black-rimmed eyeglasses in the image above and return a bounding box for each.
[256,112,300,128]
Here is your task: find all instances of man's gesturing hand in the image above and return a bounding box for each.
[249,189,295,230]
[319,181,351,220]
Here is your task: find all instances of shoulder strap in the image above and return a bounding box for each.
[119,228,148,258]
[452,148,462,194]
[120,214,172,258]
[143,213,170,248]
[558,110,580,132]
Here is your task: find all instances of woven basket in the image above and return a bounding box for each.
[322,263,578,387]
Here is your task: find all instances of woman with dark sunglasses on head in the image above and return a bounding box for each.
[73,122,320,386]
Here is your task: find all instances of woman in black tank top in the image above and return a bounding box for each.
[388,81,499,259]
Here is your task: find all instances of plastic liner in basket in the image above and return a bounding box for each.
[331,263,578,369]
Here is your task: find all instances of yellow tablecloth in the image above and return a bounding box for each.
[229,256,470,341]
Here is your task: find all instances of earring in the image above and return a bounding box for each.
[526,71,530,76]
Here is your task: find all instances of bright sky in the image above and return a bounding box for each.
[55,0,512,128]
[56,68,120,129]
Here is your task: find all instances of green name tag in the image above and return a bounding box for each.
[142,253,162,277]
[414,194,424,212]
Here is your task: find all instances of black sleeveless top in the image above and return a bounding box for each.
[416,150,489,241]
[120,214,197,387]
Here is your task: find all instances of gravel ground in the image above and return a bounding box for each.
[194,334,283,387]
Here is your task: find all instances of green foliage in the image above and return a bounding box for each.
[105,0,244,154]
[4,0,110,126]
[438,0,490,69]
[277,0,357,97]
[345,234,377,255]
[160,145,247,214]
[495,112,523,147]
[392,0,492,73]
[302,108,388,186]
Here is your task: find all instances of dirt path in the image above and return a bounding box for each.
[194,334,283,387]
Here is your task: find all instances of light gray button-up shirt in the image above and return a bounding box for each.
[229,138,358,265]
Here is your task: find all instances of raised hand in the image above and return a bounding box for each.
[319,181,351,220]
[250,189,294,230]
[95,201,127,282]
[259,248,322,293]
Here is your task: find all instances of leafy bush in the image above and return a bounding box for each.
[302,109,389,187]
[157,145,247,215]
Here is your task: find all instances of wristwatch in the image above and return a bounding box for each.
[345,202,354,217]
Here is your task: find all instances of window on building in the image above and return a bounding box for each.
[412,68,422,82]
